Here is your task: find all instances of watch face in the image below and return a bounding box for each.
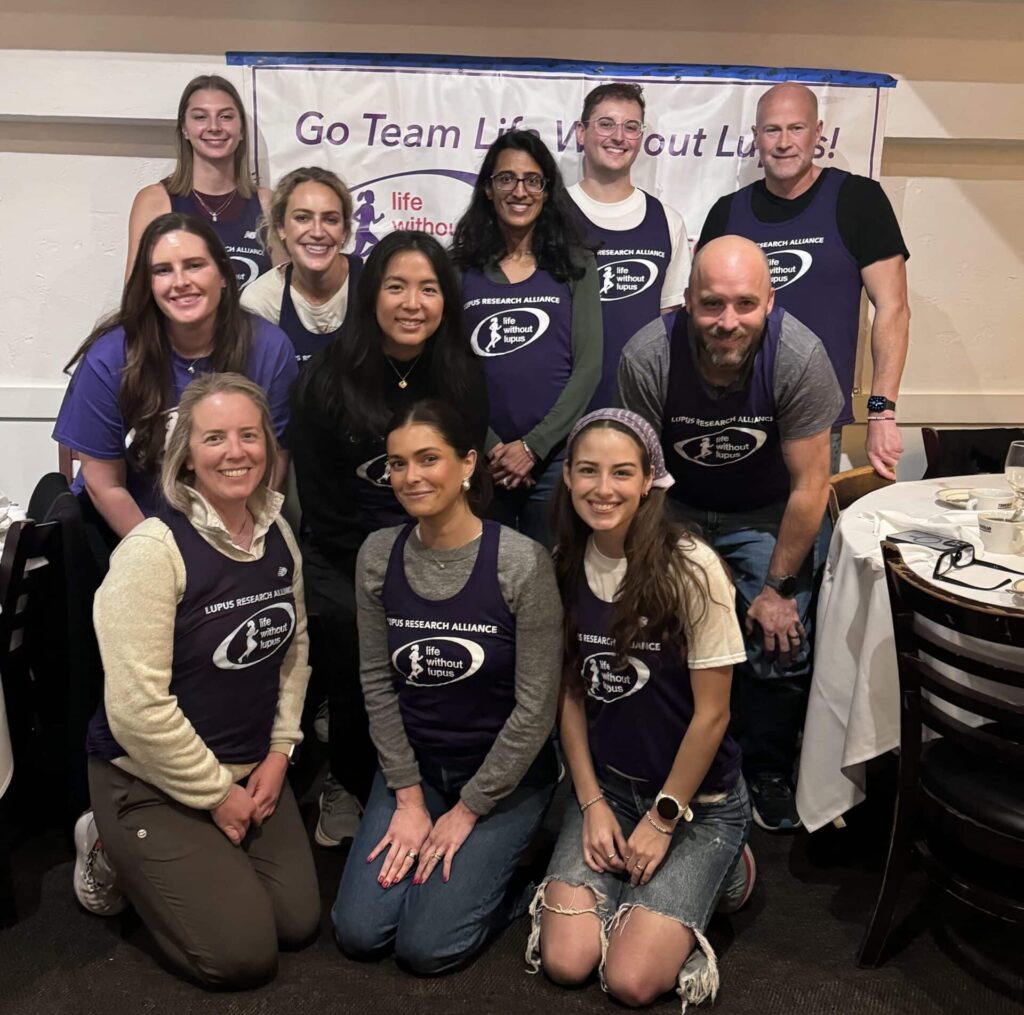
[656,796,680,821]
[867,396,895,412]
[777,575,798,597]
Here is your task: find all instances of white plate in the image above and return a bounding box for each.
[936,488,972,509]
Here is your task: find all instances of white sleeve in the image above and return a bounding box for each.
[239,265,286,326]
[660,203,691,310]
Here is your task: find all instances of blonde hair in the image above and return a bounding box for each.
[161,372,279,512]
[164,75,255,200]
[267,166,353,256]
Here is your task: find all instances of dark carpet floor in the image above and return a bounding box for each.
[2,778,1022,1015]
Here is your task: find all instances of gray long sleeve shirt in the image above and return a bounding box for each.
[355,523,563,816]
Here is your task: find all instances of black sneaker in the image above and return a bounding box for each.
[749,775,802,832]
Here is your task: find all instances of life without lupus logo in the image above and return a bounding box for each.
[597,259,660,302]
[213,603,296,670]
[392,637,486,686]
[356,452,391,487]
[675,428,768,466]
[470,309,549,357]
[761,246,817,291]
[583,652,651,703]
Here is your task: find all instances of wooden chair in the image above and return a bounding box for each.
[0,517,64,926]
[858,541,1024,987]
[828,466,894,524]
[57,444,80,485]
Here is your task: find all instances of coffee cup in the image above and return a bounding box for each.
[978,511,1024,555]
[969,487,1014,511]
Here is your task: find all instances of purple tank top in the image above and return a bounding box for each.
[382,521,517,765]
[662,309,790,512]
[87,510,297,766]
[169,191,271,290]
[348,431,411,533]
[582,192,672,411]
[462,267,573,442]
[725,169,861,426]
[279,256,363,364]
[576,572,741,790]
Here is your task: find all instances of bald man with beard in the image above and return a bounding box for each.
[699,83,910,480]
[617,236,842,831]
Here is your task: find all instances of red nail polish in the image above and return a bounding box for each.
[412,877,420,886]
[443,875,449,883]
[383,880,390,889]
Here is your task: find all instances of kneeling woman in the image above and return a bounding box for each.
[527,409,750,1009]
[77,374,319,988]
[332,399,562,974]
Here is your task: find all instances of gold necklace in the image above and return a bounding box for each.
[192,188,237,223]
[387,354,421,390]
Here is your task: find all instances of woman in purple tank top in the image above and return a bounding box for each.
[525,409,754,1010]
[125,74,273,286]
[73,373,318,988]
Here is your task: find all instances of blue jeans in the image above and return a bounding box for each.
[674,501,829,778]
[487,450,564,549]
[332,745,557,975]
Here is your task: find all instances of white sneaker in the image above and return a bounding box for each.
[314,776,363,847]
[73,811,127,916]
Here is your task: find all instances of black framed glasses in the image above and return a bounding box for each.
[585,117,645,139]
[932,543,1024,591]
[489,171,547,194]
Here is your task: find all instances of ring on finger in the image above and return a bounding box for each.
[432,850,445,860]
[406,850,419,860]
[607,853,617,860]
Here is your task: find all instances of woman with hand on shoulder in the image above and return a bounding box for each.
[331,399,561,975]
[53,213,297,547]
[452,130,602,546]
[289,231,486,847]
[73,373,319,989]
[526,409,752,1010]
[126,74,272,289]
[241,167,361,366]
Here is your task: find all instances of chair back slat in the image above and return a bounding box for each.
[918,698,1024,768]
[912,635,1024,691]
[905,655,1024,727]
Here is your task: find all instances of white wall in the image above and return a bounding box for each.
[2,0,1023,503]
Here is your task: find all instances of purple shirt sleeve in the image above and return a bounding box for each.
[52,329,128,460]
[247,317,298,447]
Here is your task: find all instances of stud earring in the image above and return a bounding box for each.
[462,478,471,491]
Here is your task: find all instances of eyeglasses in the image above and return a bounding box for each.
[932,543,1024,591]
[585,117,644,139]
[489,172,547,194]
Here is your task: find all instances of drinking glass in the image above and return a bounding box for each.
[1005,441,1024,516]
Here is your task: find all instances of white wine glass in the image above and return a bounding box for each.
[1005,441,1024,519]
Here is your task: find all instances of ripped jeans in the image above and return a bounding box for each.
[527,766,749,1010]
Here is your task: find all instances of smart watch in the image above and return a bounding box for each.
[765,573,798,598]
[866,395,897,414]
[655,792,693,823]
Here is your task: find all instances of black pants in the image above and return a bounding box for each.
[301,541,377,805]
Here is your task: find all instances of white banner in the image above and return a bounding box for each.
[235,54,893,252]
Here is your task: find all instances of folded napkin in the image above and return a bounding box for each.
[854,508,983,569]
[0,493,12,538]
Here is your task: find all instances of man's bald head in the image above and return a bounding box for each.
[686,236,775,374]
[753,82,823,193]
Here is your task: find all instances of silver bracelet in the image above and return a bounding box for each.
[579,793,604,813]
[645,810,673,835]
[521,439,537,463]
[866,416,896,422]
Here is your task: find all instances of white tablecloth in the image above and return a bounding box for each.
[796,475,1024,832]
[1,502,28,799]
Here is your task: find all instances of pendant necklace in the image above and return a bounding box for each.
[192,188,237,223]
[387,354,421,390]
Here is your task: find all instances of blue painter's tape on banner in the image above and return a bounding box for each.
[226,51,896,88]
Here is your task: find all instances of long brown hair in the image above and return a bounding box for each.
[64,213,252,476]
[164,74,255,199]
[552,419,714,685]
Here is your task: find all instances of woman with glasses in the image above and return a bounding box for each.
[452,130,602,546]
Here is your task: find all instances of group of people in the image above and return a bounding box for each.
[53,70,909,1007]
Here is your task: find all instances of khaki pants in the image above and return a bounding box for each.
[89,758,320,988]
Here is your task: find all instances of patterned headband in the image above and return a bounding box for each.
[566,408,675,489]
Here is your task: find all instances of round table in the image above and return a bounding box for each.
[796,474,1024,832]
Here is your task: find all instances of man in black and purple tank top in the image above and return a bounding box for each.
[618,236,842,831]
[699,83,910,480]
[567,83,691,412]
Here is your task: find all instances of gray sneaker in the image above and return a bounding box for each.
[716,843,756,915]
[73,811,127,916]
[315,776,363,847]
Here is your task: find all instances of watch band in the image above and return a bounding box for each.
[765,573,798,598]
[654,791,693,823]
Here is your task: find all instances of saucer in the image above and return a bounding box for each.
[936,488,972,509]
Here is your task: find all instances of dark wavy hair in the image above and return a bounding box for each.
[386,399,492,517]
[292,230,480,439]
[64,212,251,475]
[580,82,646,123]
[552,419,716,684]
[450,130,589,283]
